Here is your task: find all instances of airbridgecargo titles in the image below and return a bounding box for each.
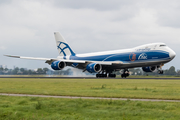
[5,32,176,78]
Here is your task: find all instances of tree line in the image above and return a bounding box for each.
[0,67,73,75]
[0,66,179,76]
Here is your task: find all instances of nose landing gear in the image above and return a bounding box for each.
[158,70,164,74]
[157,65,164,74]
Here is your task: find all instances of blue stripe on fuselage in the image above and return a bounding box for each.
[70,50,170,63]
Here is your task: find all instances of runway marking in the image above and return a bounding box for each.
[1,93,180,102]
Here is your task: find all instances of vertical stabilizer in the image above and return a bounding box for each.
[54,32,75,56]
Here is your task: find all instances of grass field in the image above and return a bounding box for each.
[1,78,180,119]
[1,95,180,120]
[0,78,180,100]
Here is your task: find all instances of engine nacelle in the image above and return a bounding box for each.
[142,66,156,72]
[86,63,102,73]
[51,61,66,70]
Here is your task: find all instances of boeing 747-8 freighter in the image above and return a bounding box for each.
[5,32,176,78]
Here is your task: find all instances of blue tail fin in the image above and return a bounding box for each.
[54,32,75,56]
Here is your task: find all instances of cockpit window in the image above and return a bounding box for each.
[160,45,166,47]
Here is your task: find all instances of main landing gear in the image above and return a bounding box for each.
[121,69,130,78]
[96,74,107,78]
[96,73,116,78]
[96,71,116,78]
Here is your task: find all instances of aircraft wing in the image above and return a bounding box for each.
[4,55,125,65]
[4,55,85,65]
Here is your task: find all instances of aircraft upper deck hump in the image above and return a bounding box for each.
[54,32,75,56]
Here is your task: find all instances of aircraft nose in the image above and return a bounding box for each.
[169,49,176,59]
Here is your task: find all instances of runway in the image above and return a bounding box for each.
[0,76,180,79]
[0,93,180,102]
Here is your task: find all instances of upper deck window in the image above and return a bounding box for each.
[160,45,166,47]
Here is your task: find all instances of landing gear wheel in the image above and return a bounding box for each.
[96,74,108,78]
[158,70,164,74]
[121,74,127,78]
[121,74,124,78]
[109,74,116,78]
[121,69,130,78]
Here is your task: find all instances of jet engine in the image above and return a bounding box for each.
[86,63,102,73]
[142,66,156,72]
[51,61,66,70]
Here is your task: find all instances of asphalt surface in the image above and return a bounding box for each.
[0,77,180,79]
[0,93,180,102]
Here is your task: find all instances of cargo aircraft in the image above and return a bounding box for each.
[5,32,176,78]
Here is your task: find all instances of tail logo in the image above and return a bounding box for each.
[57,42,75,56]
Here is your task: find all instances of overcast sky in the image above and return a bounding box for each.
[0,0,179,70]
